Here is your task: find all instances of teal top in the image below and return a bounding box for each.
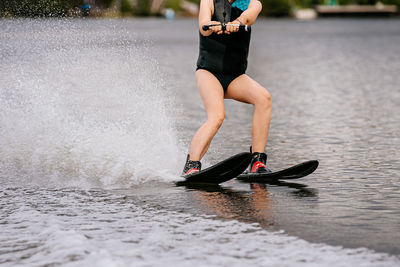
[232,0,250,11]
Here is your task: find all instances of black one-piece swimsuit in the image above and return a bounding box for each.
[196,0,251,92]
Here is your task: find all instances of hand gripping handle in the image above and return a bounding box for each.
[202,24,250,32]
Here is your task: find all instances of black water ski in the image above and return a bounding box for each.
[176,152,251,186]
[237,160,319,183]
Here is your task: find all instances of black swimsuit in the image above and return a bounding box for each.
[196,0,251,92]
[207,72,242,91]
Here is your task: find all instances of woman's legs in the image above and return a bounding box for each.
[224,74,271,153]
[188,69,226,161]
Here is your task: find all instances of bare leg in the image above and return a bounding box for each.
[224,74,271,153]
[189,69,225,161]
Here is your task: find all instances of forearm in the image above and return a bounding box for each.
[235,0,262,26]
[198,0,215,36]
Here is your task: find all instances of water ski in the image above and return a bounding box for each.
[176,152,251,186]
[237,160,319,183]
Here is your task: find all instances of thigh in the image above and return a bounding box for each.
[224,74,269,104]
[196,69,226,118]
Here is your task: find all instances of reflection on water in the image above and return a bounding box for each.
[1,18,400,260]
[193,185,274,225]
[161,18,400,255]
[183,181,317,228]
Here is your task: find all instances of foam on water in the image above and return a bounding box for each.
[0,19,182,188]
[1,19,400,266]
[1,188,399,267]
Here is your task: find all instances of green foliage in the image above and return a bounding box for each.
[121,0,134,14]
[1,0,397,17]
[185,0,200,5]
[0,0,82,17]
[381,0,400,11]
[132,0,152,15]
[100,0,115,8]
[259,0,291,16]
[354,0,376,4]
[165,0,183,11]
[292,0,325,8]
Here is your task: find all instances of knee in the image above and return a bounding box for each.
[256,89,271,109]
[209,113,225,129]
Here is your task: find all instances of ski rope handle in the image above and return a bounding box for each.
[202,0,251,32]
[202,24,250,32]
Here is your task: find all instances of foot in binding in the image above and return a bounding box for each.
[182,155,202,176]
[249,152,271,174]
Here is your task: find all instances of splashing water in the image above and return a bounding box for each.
[0,19,182,188]
[1,19,400,267]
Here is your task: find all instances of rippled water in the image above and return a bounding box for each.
[1,18,400,266]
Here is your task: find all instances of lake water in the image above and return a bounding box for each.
[1,18,400,266]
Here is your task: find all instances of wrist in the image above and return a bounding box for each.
[235,18,244,25]
[238,15,248,24]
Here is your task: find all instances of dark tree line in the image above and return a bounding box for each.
[0,0,398,17]
[0,0,117,17]
[1,0,81,16]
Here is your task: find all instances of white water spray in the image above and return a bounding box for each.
[0,19,182,188]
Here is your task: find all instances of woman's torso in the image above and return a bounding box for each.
[196,0,251,75]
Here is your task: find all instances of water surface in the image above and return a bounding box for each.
[1,18,399,266]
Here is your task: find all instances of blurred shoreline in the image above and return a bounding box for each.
[1,0,398,19]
